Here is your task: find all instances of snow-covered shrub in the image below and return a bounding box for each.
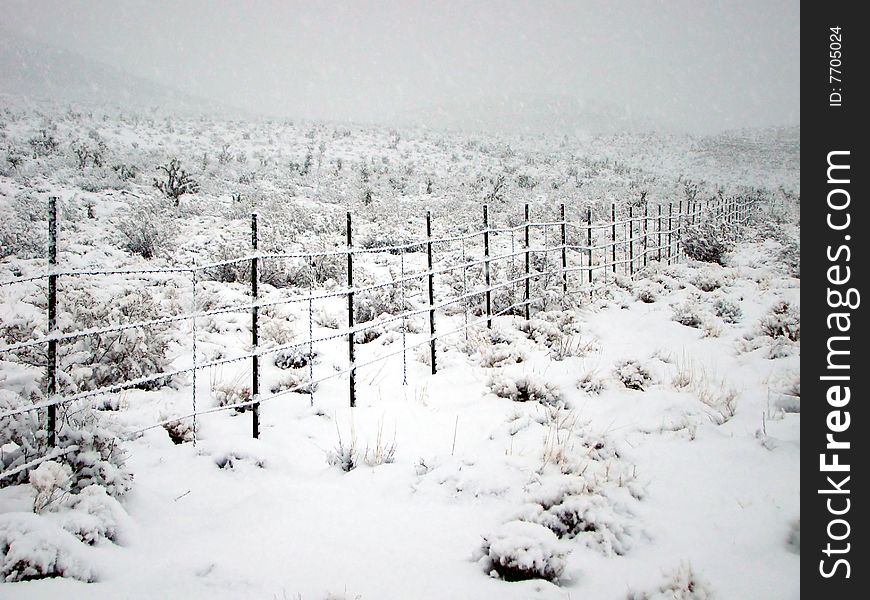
[160,415,196,445]
[273,347,316,370]
[475,520,569,583]
[613,359,653,391]
[29,461,72,514]
[759,300,800,341]
[56,412,132,498]
[517,318,564,348]
[51,484,127,545]
[577,371,606,395]
[627,562,713,600]
[0,513,95,583]
[680,220,733,264]
[488,371,563,406]
[671,297,705,328]
[0,197,45,259]
[516,485,634,556]
[213,449,265,470]
[213,383,253,412]
[636,287,657,304]
[712,296,742,323]
[479,343,526,368]
[690,271,723,292]
[0,391,41,487]
[327,428,359,472]
[353,276,410,324]
[115,199,178,259]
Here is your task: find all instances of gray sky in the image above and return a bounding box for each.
[2,0,799,133]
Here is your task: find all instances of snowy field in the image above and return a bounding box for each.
[0,104,799,599]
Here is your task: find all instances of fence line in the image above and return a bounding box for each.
[0,194,757,480]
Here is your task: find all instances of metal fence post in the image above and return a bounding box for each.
[47,197,57,448]
[677,200,684,262]
[586,207,593,284]
[657,204,663,263]
[483,205,492,329]
[642,203,649,269]
[251,213,260,438]
[610,203,616,278]
[426,211,436,375]
[523,204,531,320]
[559,204,568,293]
[668,202,674,264]
[628,205,634,277]
[347,212,356,407]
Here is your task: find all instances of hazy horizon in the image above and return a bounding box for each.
[1,0,799,134]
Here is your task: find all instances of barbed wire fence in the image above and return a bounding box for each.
[0,194,757,481]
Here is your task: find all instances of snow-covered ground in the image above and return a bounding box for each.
[0,104,799,598]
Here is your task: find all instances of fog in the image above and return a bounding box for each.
[2,0,799,134]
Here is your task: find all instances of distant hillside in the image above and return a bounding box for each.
[0,29,232,116]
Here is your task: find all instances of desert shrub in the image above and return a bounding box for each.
[577,372,606,395]
[479,343,526,368]
[29,461,72,514]
[0,391,42,487]
[517,318,563,348]
[115,199,178,259]
[488,371,563,406]
[50,484,127,545]
[0,287,173,394]
[0,513,95,583]
[354,276,410,323]
[759,300,800,341]
[636,287,657,303]
[475,520,569,583]
[273,347,317,370]
[0,194,47,259]
[28,129,60,157]
[56,412,133,498]
[161,415,196,445]
[613,359,653,391]
[516,485,634,556]
[690,271,723,292]
[671,297,705,328]
[627,562,713,600]
[681,220,733,264]
[213,383,253,412]
[712,296,742,323]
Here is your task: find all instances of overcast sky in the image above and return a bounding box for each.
[2,0,799,133]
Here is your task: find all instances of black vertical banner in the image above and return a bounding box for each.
[804,3,866,596]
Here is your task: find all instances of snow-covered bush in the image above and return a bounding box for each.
[479,343,526,368]
[115,199,178,259]
[475,520,569,583]
[488,371,563,406]
[161,415,196,445]
[57,412,133,498]
[516,485,634,556]
[671,297,705,329]
[213,383,253,412]
[0,198,45,259]
[577,371,606,395]
[681,220,733,264]
[627,562,713,600]
[0,513,95,583]
[690,271,723,292]
[613,359,653,391]
[759,300,800,341]
[0,391,41,487]
[353,275,410,324]
[29,461,72,514]
[51,484,127,545]
[712,296,742,323]
[273,347,316,370]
